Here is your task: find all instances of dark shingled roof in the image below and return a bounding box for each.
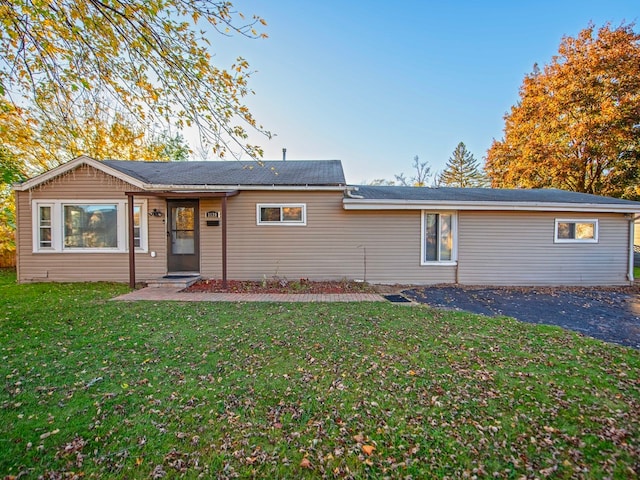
[101,160,346,186]
[349,185,640,206]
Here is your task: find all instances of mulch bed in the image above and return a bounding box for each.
[184,278,377,294]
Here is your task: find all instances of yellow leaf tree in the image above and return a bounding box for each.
[0,97,189,264]
[486,23,640,199]
[0,0,269,160]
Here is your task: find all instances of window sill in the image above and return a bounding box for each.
[553,240,598,244]
[257,223,307,227]
[420,261,458,267]
[33,249,148,254]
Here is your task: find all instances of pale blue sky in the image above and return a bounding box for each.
[210,0,638,183]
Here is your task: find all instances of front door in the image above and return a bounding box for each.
[167,200,199,272]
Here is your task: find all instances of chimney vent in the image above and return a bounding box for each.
[282,148,287,161]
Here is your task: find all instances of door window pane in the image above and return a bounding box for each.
[173,207,195,230]
[171,207,195,254]
[172,231,195,254]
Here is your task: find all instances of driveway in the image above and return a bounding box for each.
[402,286,640,349]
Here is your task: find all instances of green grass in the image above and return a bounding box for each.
[635,266,640,280]
[1,268,639,478]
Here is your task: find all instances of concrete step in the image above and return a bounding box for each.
[146,275,200,289]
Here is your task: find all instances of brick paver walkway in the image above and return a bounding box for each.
[112,287,384,302]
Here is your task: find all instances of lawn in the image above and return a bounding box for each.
[1,269,638,478]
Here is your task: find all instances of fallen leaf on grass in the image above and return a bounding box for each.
[40,429,60,440]
[300,457,312,468]
[362,445,376,455]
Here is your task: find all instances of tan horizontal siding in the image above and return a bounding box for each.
[199,198,223,277]
[16,163,633,286]
[223,191,454,284]
[16,165,165,283]
[457,211,629,286]
[25,164,142,199]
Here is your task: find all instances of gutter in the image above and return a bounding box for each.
[342,198,640,214]
[142,184,347,192]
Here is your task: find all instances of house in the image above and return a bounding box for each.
[13,155,640,286]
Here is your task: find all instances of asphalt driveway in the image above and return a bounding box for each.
[402,286,640,349]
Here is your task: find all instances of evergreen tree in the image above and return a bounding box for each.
[439,142,487,187]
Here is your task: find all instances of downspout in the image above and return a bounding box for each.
[13,189,20,282]
[127,193,136,289]
[628,214,639,284]
[221,196,228,289]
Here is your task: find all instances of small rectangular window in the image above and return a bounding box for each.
[38,205,52,248]
[257,204,306,225]
[133,205,141,248]
[554,219,598,243]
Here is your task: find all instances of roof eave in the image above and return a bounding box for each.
[12,155,148,191]
[143,184,346,191]
[342,198,640,214]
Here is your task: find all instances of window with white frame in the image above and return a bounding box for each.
[421,212,457,264]
[133,205,143,248]
[32,200,147,252]
[554,219,598,243]
[257,204,306,225]
[64,204,118,248]
[37,204,53,249]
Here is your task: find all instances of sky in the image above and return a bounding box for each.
[204,0,638,184]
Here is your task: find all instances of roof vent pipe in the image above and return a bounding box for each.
[282,148,287,161]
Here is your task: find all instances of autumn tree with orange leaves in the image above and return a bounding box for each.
[486,23,640,199]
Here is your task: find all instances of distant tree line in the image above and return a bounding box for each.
[370,142,488,188]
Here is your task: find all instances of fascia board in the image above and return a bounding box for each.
[13,155,147,191]
[142,184,346,192]
[342,198,640,214]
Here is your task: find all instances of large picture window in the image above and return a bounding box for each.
[421,212,457,264]
[64,204,118,248]
[257,204,306,225]
[554,219,598,243]
[32,200,147,252]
